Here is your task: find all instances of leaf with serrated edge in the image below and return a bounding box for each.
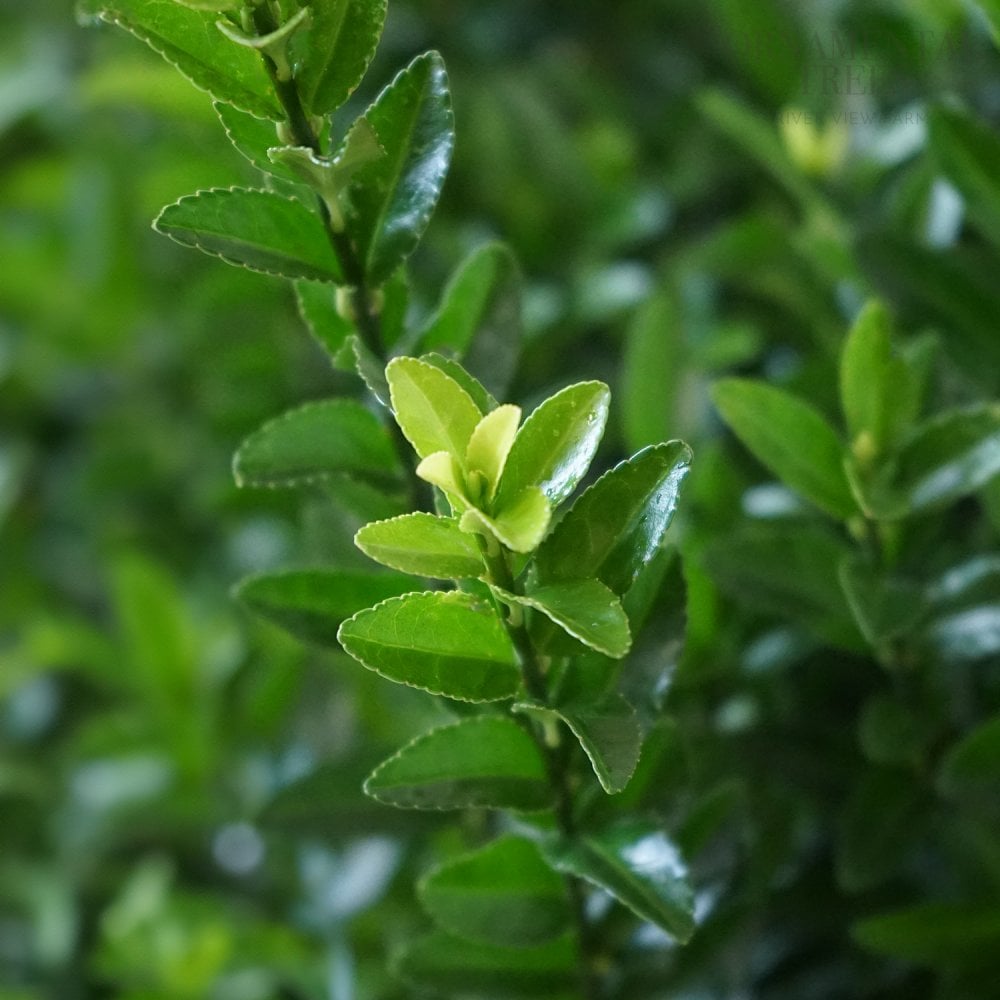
[233,399,399,488]
[355,513,483,579]
[543,821,695,942]
[492,579,631,658]
[364,717,550,810]
[295,281,354,368]
[466,405,521,499]
[515,694,642,794]
[348,52,455,283]
[155,188,344,282]
[338,591,519,702]
[460,486,550,553]
[418,836,570,947]
[215,102,300,181]
[496,382,610,510]
[387,356,482,461]
[80,0,280,118]
[420,353,497,414]
[535,442,691,595]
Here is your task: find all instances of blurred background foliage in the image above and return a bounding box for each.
[3,0,1000,997]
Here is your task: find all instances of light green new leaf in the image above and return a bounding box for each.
[348,52,455,284]
[386,356,482,460]
[466,405,521,500]
[543,821,695,942]
[338,591,520,702]
[79,0,281,118]
[394,932,577,998]
[233,399,399,488]
[418,836,570,947]
[840,300,915,457]
[364,717,550,810]
[515,694,642,794]
[355,512,483,579]
[535,442,691,595]
[494,580,631,658]
[496,382,611,510]
[461,486,550,553]
[937,714,1000,799]
[712,378,857,521]
[419,352,497,414]
[235,569,414,646]
[418,243,522,396]
[417,451,467,507]
[155,189,344,282]
[295,281,354,368]
[298,0,387,116]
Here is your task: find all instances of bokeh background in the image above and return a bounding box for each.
[3,1,1000,997]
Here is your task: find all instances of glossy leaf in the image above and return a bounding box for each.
[155,189,344,282]
[460,487,551,553]
[419,352,498,414]
[386,356,482,461]
[418,836,570,947]
[466,404,521,500]
[496,381,611,510]
[394,932,577,997]
[364,717,550,810]
[215,101,299,181]
[418,242,522,396]
[535,442,691,595]
[713,378,857,520]
[294,281,354,368]
[235,569,414,646]
[515,694,642,794]
[79,0,281,118]
[544,821,695,942]
[337,591,520,702]
[355,512,483,579]
[233,399,399,488]
[298,0,387,116]
[494,580,631,658]
[348,52,455,284]
[937,715,1000,799]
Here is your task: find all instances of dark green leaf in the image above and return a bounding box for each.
[712,378,857,520]
[394,931,576,998]
[418,242,522,397]
[515,694,642,794]
[543,821,695,942]
[215,101,299,181]
[355,512,483,579]
[295,281,354,368]
[348,52,455,284]
[838,557,925,646]
[235,569,414,646]
[338,591,520,702]
[859,697,925,767]
[79,0,281,118]
[233,399,399,488]
[937,715,1000,799]
[364,717,550,810]
[155,189,344,282]
[535,442,691,595]
[298,0,387,116]
[418,836,570,947]
[496,382,610,510]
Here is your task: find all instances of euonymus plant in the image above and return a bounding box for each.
[78,0,696,993]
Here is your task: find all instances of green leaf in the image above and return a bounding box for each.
[419,353,498,414]
[496,382,611,510]
[859,697,925,768]
[418,836,570,947]
[514,694,642,794]
[355,512,484,579]
[840,300,915,458]
[338,591,520,702]
[364,717,550,810]
[297,0,387,116]
[929,105,1000,247]
[235,569,415,646]
[386,356,482,461]
[294,281,354,368]
[535,442,691,595]
[494,580,631,659]
[937,715,1000,799]
[233,399,399,488]
[466,404,521,501]
[853,903,1000,968]
[79,0,281,118]
[418,242,522,397]
[154,188,344,282]
[460,486,551,554]
[838,557,925,646]
[873,404,1000,515]
[394,932,576,998]
[712,378,857,521]
[214,101,299,181]
[348,52,455,284]
[543,821,695,942]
